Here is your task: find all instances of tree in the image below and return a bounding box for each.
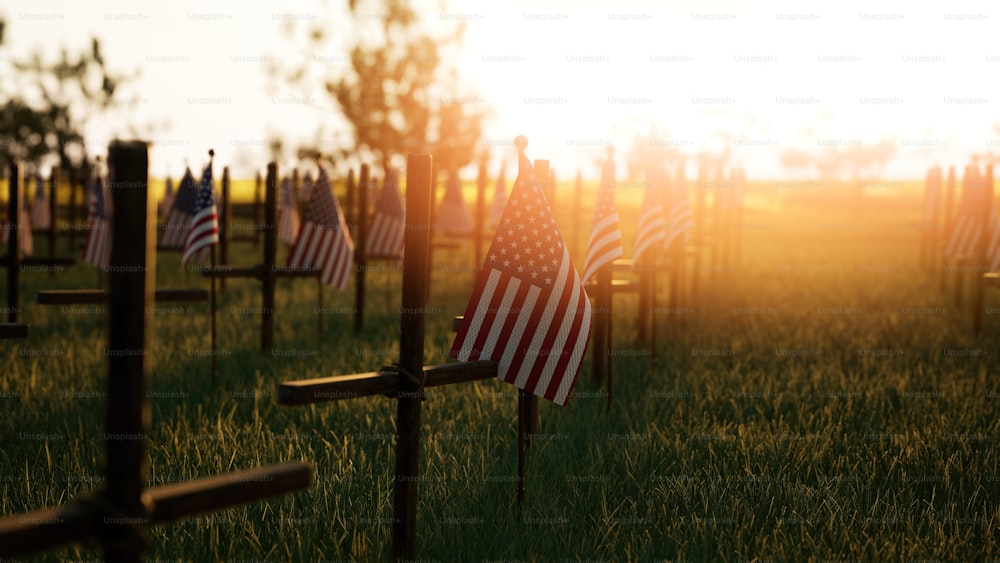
[0,18,133,173]
[273,0,486,176]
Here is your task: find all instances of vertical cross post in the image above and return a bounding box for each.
[253,170,262,249]
[393,154,432,560]
[69,167,80,252]
[262,162,277,350]
[474,157,488,271]
[219,166,231,291]
[7,157,20,322]
[973,164,994,333]
[355,164,369,332]
[941,165,957,292]
[104,140,153,562]
[573,170,583,260]
[49,168,58,271]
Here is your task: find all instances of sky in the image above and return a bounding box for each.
[2,0,999,180]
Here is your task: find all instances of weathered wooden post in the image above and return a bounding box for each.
[48,169,58,270]
[6,157,19,322]
[474,155,488,270]
[219,166,231,291]
[973,163,994,333]
[355,164,369,332]
[941,165,957,292]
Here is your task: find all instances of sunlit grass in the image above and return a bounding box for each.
[2,185,998,561]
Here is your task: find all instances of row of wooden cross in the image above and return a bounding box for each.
[0,135,744,559]
[921,161,997,333]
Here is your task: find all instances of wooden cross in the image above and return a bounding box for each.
[938,165,958,292]
[0,140,311,561]
[2,157,77,323]
[919,165,944,273]
[942,163,990,310]
[200,161,323,350]
[972,163,995,333]
[277,153,498,561]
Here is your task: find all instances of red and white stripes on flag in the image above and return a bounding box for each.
[160,168,197,248]
[287,167,355,290]
[30,175,51,229]
[277,177,300,246]
[82,172,110,269]
[451,154,592,406]
[944,163,985,260]
[435,169,473,234]
[663,167,693,252]
[581,158,623,283]
[986,212,1000,272]
[181,160,219,264]
[366,168,405,258]
[632,172,668,266]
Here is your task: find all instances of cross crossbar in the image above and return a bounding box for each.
[37,288,208,305]
[0,461,311,558]
[0,323,28,339]
[278,360,497,405]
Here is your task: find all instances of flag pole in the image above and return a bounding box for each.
[514,135,531,507]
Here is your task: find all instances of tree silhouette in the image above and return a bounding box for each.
[273,0,486,176]
[0,21,133,172]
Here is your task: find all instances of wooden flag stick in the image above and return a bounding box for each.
[211,243,217,382]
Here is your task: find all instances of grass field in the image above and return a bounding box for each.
[2,181,999,561]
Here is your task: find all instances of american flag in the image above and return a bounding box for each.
[159,177,175,218]
[581,157,623,283]
[434,169,473,234]
[287,167,355,290]
[488,165,508,225]
[986,211,1000,272]
[663,166,693,252]
[451,152,592,406]
[300,171,314,206]
[277,177,300,245]
[181,160,219,264]
[160,168,197,248]
[944,163,984,259]
[30,175,51,229]
[82,170,109,268]
[631,171,667,266]
[366,167,405,258]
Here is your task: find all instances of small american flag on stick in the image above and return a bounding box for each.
[181,151,219,264]
[287,165,355,290]
[29,174,51,229]
[944,162,986,260]
[435,168,473,234]
[632,169,668,266]
[160,168,197,248]
[82,166,109,268]
[159,176,175,218]
[581,146,623,283]
[366,167,405,258]
[451,136,592,406]
[277,176,300,246]
[663,165,693,251]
